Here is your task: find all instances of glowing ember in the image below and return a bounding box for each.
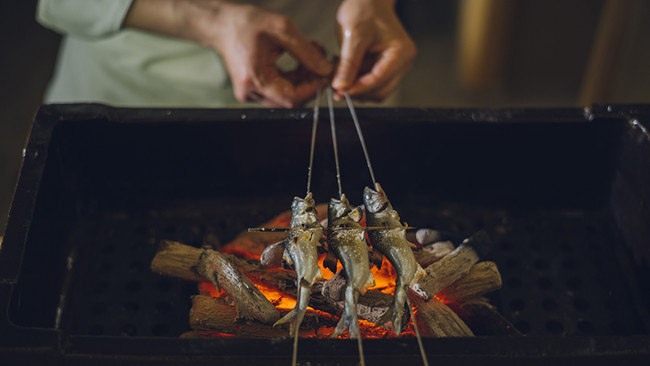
[253,282,297,310]
[205,207,420,339]
[318,253,342,279]
[369,257,397,294]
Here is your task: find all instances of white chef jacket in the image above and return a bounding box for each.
[37,0,341,107]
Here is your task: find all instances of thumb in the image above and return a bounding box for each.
[332,30,369,91]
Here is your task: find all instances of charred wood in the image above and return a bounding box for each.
[150,240,204,281]
[437,261,502,303]
[413,240,455,267]
[196,249,280,324]
[189,295,336,338]
[412,234,484,299]
[411,296,474,337]
[151,241,341,316]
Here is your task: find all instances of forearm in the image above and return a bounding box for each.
[123,0,232,50]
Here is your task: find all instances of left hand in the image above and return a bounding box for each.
[332,0,416,101]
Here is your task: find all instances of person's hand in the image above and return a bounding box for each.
[332,0,416,101]
[125,0,332,107]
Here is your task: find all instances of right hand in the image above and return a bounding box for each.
[126,0,333,107]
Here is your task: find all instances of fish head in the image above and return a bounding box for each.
[363,183,400,221]
[290,192,320,228]
[328,194,351,224]
[328,193,363,226]
[363,183,390,214]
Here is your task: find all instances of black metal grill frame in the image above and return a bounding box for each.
[1,104,649,364]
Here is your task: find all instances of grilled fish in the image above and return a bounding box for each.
[261,193,323,336]
[363,183,425,335]
[327,194,375,338]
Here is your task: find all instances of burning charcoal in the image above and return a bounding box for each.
[189,295,337,338]
[197,249,281,324]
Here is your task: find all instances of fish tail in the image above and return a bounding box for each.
[292,284,310,336]
[375,283,407,335]
[273,284,311,337]
[391,284,407,335]
[331,287,361,339]
[273,308,295,328]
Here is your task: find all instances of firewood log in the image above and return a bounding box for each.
[413,240,455,267]
[151,240,341,316]
[189,295,336,338]
[196,249,280,324]
[436,261,502,303]
[150,240,203,281]
[411,296,474,337]
[412,232,489,299]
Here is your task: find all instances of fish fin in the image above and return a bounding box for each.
[348,207,362,223]
[288,284,311,337]
[409,265,428,289]
[282,249,295,271]
[323,250,339,274]
[361,273,376,294]
[273,308,296,328]
[375,285,408,335]
[330,287,360,339]
[260,240,287,268]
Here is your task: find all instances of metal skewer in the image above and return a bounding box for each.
[344,91,428,366]
[344,91,377,186]
[407,298,430,366]
[327,87,343,199]
[248,226,417,232]
[329,87,365,366]
[306,86,323,195]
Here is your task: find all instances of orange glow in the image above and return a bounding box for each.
[368,257,397,294]
[254,282,297,310]
[204,209,430,339]
[198,281,222,298]
[318,253,342,279]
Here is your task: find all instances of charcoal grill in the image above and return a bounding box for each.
[1,104,649,364]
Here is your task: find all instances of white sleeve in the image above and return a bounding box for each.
[36,0,134,39]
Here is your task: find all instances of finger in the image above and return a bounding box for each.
[347,46,412,96]
[362,70,405,102]
[255,64,323,108]
[348,65,409,102]
[290,75,323,106]
[332,29,372,91]
[270,16,333,76]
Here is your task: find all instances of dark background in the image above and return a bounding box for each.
[1,0,650,237]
